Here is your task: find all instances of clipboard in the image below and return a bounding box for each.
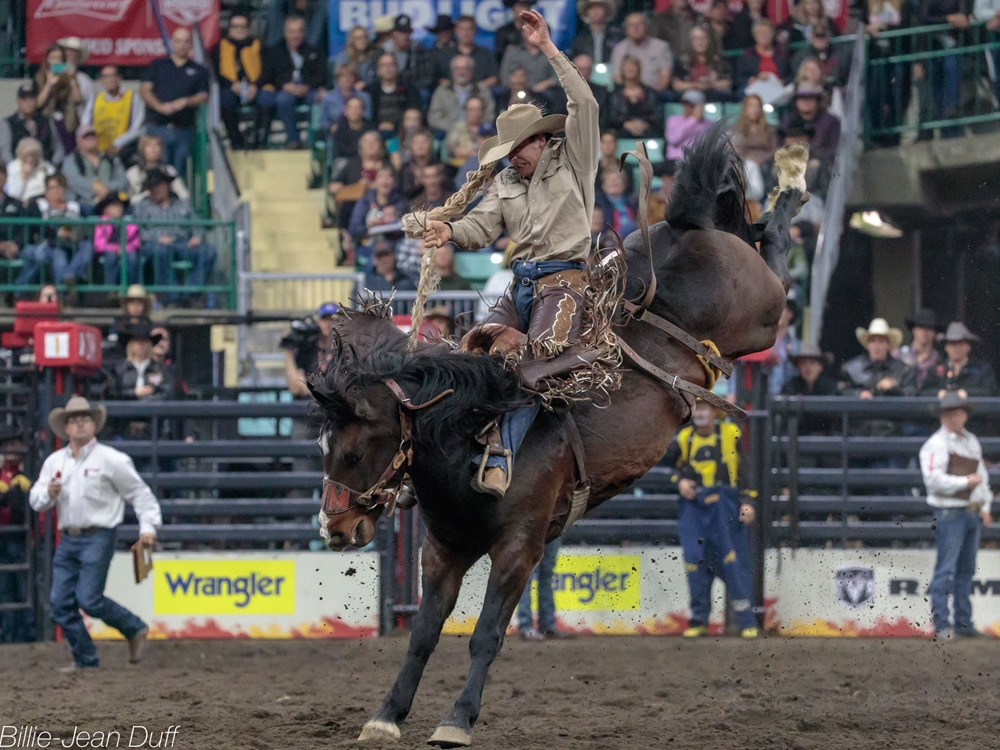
[131,540,153,583]
[947,453,979,501]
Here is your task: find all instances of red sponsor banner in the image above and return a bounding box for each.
[26,0,220,67]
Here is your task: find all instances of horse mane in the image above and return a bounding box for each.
[309,310,526,450]
[665,121,755,247]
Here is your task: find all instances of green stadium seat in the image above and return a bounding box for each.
[616,138,666,163]
[455,251,502,284]
[590,62,613,90]
[703,102,724,121]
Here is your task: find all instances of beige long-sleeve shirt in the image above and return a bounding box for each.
[448,52,599,263]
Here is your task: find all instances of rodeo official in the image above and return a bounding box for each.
[664,400,759,638]
[29,397,161,672]
[422,9,599,500]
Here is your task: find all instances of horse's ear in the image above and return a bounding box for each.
[309,379,355,423]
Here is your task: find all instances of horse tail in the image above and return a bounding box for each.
[666,121,754,246]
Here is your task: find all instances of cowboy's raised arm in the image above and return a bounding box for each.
[520,10,599,176]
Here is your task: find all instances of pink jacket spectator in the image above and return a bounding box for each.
[93,220,140,254]
[665,115,712,160]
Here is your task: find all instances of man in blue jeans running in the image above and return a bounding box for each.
[422,10,599,499]
[920,391,992,640]
[29,397,162,671]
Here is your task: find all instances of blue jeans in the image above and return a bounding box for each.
[517,537,561,633]
[480,259,587,473]
[0,535,35,643]
[50,529,145,667]
[15,240,94,286]
[678,485,755,630]
[99,250,141,286]
[147,124,194,176]
[928,507,982,634]
[140,240,217,303]
[257,89,317,145]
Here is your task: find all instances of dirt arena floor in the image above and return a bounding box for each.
[2,635,998,750]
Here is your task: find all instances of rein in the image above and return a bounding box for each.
[617,146,745,421]
[320,378,453,516]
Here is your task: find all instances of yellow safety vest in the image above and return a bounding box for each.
[93,90,133,154]
[675,421,742,488]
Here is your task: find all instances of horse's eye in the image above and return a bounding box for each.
[343,452,363,468]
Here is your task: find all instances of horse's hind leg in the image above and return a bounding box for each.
[427,533,544,748]
[359,534,472,742]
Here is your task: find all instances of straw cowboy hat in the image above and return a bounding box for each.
[940,321,980,344]
[856,318,902,349]
[48,396,107,441]
[478,104,566,165]
[57,37,90,63]
[123,284,153,315]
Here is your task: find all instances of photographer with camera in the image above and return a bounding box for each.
[282,303,339,497]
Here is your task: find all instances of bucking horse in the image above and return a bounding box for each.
[309,124,805,747]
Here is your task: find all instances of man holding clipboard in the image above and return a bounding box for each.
[29,397,161,672]
[920,391,993,640]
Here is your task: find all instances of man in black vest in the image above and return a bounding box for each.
[0,82,65,167]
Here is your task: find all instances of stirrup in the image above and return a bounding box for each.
[471,424,512,498]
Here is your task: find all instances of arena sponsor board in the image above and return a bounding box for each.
[764,549,1000,637]
[26,0,221,66]
[329,0,576,61]
[86,551,379,639]
[433,546,727,635]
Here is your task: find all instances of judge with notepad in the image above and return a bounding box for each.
[920,391,993,640]
[29,396,161,672]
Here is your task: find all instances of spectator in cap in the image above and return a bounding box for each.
[572,0,623,66]
[899,308,943,394]
[3,137,56,204]
[665,89,712,160]
[139,28,210,174]
[610,55,664,138]
[211,12,265,151]
[779,84,840,162]
[782,341,838,435]
[840,318,911,398]
[920,391,992,640]
[107,284,154,360]
[258,16,326,149]
[265,0,328,49]
[109,320,173,403]
[132,168,217,305]
[80,66,146,161]
[429,56,497,134]
[922,323,998,397]
[364,238,417,296]
[381,14,437,92]
[671,25,733,102]
[427,14,456,49]
[282,301,339,402]
[437,15,499,87]
[494,0,536,66]
[0,83,65,168]
[610,13,673,92]
[62,124,128,207]
[35,43,85,155]
[125,135,189,206]
[93,192,140,286]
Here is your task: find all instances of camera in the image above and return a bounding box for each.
[279,316,320,351]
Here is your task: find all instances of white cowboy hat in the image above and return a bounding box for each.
[577,0,619,17]
[855,318,902,350]
[48,396,106,441]
[478,104,566,165]
[56,37,90,63]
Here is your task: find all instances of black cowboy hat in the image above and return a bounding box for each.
[119,319,163,346]
[906,308,941,331]
[937,390,970,414]
[425,14,455,33]
[142,167,173,192]
[94,191,127,217]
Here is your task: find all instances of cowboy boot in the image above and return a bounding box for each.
[471,422,512,500]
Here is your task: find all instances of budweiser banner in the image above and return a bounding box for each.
[27,0,221,67]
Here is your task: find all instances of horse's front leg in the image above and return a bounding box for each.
[427,531,545,748]
[359,533,473,742]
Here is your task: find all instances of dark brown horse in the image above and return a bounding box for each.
[310,126,802,747]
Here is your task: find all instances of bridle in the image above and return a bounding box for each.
[320,378,452,517]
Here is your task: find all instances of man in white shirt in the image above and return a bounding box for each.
[29,397,161,671]
[919,391,993,639]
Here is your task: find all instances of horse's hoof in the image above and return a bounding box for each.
[358,720,401,742]
[427,724,472,748]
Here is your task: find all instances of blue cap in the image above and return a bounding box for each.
[318,302,340,317]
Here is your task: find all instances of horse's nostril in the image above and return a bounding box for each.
[326,531,345,548]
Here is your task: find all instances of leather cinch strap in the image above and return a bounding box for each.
[623,302,734,379]
[561,411,591,529]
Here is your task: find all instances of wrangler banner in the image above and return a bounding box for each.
[26,0,221,67]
